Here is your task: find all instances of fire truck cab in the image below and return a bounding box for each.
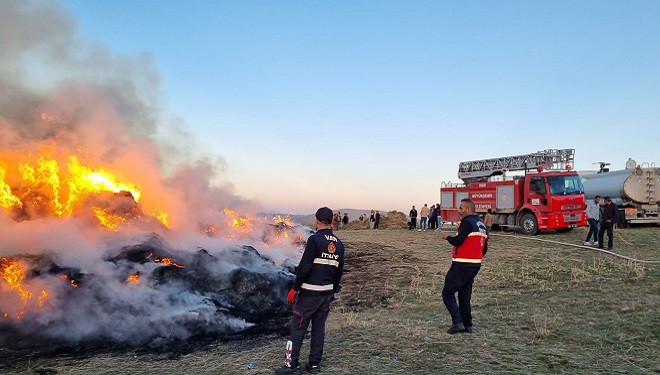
[440,149,587,235]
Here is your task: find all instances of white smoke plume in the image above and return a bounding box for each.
[0,0,308,347]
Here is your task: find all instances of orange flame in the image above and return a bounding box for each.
[150,210,170,228]
[93,207,127,230]
[0,147,169,230]
[60,274,78,288]
[154,258,184,268]
[224,209,253,231]
[37,290,48,307]
[0,258,48,318]
[272,215,294,227]
[125,274,140,286]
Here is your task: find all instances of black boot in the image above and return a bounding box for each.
[274,365,302,375]
[447,323,465,334]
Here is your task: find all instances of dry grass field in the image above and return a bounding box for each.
[2,226,658,374]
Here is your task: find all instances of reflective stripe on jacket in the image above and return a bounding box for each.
[449,215,487,263]
[294,228,345,295]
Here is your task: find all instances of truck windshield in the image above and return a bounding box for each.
[547,175,584,195]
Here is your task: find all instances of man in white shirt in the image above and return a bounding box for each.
[584,195,601,246]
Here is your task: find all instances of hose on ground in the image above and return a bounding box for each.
[489,233,660,264]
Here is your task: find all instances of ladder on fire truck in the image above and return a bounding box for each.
[458,149,575,183]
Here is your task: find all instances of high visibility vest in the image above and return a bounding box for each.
[452,216,487,264]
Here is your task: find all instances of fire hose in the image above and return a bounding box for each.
[489,233,660,264]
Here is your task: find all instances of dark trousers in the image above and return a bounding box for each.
[442,262,480,328]
[287,293,332,367]
[585,218,599,242]
[410,218,416,229]
[598,221,614,248]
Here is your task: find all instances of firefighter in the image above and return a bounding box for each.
[275,207,345,375]
[440,198,488,334]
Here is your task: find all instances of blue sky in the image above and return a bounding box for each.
[61,0,659,213]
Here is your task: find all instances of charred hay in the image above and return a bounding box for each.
[0,234,293,350]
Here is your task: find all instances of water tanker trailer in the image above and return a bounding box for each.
[582,160,660,224]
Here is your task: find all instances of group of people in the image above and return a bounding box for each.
[584,195,619,250]
[331,212,349,230]
[358,210,381,229]
[275,200,487,374]
[409,203,442,231]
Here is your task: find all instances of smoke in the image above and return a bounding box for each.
[0,0,308,347]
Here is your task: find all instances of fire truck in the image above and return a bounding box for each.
[440,149,587,235]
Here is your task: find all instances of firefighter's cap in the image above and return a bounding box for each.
[315,207,334,224]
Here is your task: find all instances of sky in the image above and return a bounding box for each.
[56,0,660,214]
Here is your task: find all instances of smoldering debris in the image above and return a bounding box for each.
[0,234,294,349]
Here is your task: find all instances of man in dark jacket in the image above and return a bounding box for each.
[440,198,488,334]
[409,206,418,230]
[598,197,618,250]
[275,207,345,375]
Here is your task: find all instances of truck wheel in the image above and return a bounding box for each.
[556,228,573,233]
[519,213,538,236]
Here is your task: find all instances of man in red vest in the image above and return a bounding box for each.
[440,198,488,334]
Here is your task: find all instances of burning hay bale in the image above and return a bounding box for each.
[0,0,321,353]
[0,234,296,348]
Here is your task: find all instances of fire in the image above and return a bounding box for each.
[154,258,184,268]
[59,274,78,288]
[0,147,169,230]
[0,258,48,318]
[151,210,170,228]
[125,274,140,286]
[38,290,48,307]
[67,156,141,204]
[272,215,294,227]
[0,167,24,209]
[93,207,127,230]
[224,209,253,233]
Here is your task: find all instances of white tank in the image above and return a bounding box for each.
[582,167,660,204]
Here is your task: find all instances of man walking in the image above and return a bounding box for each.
[275,207,345,375]
[598,197,618,250]
[584,195,601,246]
[440,198,488,334]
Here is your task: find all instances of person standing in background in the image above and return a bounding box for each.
[598,197,618,250]
[429,205,437,230]
[419,204,430,231]
[584,196,601,246]
[409,206,418,230]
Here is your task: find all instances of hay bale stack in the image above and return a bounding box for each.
[343,220,370,230]
[379,211,408,229]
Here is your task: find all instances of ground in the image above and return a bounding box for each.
[2,226,658,374]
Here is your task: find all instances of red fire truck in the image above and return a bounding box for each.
[440,149,587,235]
